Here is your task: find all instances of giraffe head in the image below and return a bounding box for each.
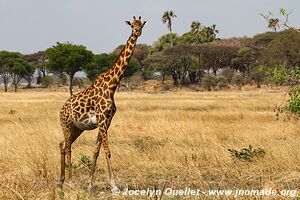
[126,16,147,37]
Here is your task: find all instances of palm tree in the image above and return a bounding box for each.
[190,21,203,34]
[162,10,177,46]
[203,24,219,42]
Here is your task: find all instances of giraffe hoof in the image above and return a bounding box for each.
[112,186,120,195]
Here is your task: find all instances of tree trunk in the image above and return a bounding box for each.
[212,67,217,76]
[170,26,173,47]
[3,78,8,92]
[27,82,32,88]
[14,84,17,92]
[162,69,166,84]
[69,73,74,96]
[171,71,178,86]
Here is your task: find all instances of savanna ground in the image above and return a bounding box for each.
[0,87,300,200]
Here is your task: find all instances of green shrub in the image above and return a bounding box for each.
[228,145,265,162]
[201,74,218,91]
[284,86,300,117]
[217,76,229,90]
[73,77,85,88]
[220,67,235,84]
[40,76,56,88]
[79,154,92,169]
[232,73,245,89]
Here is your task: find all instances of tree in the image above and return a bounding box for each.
[115,44,149,63]
[190,21,203,34]
[260,8,300,117]
[0,51,17,92]
[10,59,35,92]
[202,25,219,42]
[262,30,300,68]
[150,33,179,53]
[176,22,219,45]
[46,42,93,95]
[197,44,238,75]
[162,45,198,86]
[23,51,47,85]
[162,10,177,46]
[0,51,34,92]
[260,8,300,33]
[232,47,258,74]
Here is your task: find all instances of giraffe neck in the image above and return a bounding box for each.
[103,33,138,91]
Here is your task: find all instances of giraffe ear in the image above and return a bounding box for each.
[142,21,148,27]
[125,21,132,27]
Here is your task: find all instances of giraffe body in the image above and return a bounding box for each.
[58,16,147,193]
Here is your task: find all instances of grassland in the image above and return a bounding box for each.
[0,89,300,199]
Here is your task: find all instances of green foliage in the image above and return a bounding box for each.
[40,76,54,88]
[228,145,265,162]
[151,33,179,53]
[271,66,290,84]
[40,75,67,88]
[201,74,219,91]
[85,52,117,81]
[249,66,266,87]
[262,30,300,68]
[46,42,93,75]
[46,42,93,95]
[220,67,235,83]
[72,77,90,88]
[79,154,92,169]
[217,76,229,90]
[201,75,229,91]
[85,52,140,82]
[232,73,245,88]
[284,86,300,117]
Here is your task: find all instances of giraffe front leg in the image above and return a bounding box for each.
[88,131,102,194]
[102,133,120,194]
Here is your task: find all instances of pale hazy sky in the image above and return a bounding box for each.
[0,0,299,54]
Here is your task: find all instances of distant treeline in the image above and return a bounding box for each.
[0,28,299,93]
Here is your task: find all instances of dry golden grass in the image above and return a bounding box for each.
[0,89,300,199]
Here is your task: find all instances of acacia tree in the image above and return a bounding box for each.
[0,51,18,92]
[162,10,177,47]
[261,8,300,117]
[162,45,198,86]
[0,51,34,92]
[46,42,93,95]
[23,51,47,85]
[10,59,35,92]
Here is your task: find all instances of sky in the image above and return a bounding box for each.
[0,0,299,54]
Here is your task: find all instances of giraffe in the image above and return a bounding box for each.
[58,16,147,193]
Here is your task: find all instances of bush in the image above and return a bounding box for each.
[201,75,229,91]
[73,77,84,88]
[284,86,300,117]
[41,75,69,88]
[228,145,265,162]
[217,76,229,90]
[201,74,218,91]
[232,73,245,89]
[220,67,235,84]
[40,76,56,88]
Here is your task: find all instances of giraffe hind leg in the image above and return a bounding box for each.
[59,126,83,187]
[58,140,65,188]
